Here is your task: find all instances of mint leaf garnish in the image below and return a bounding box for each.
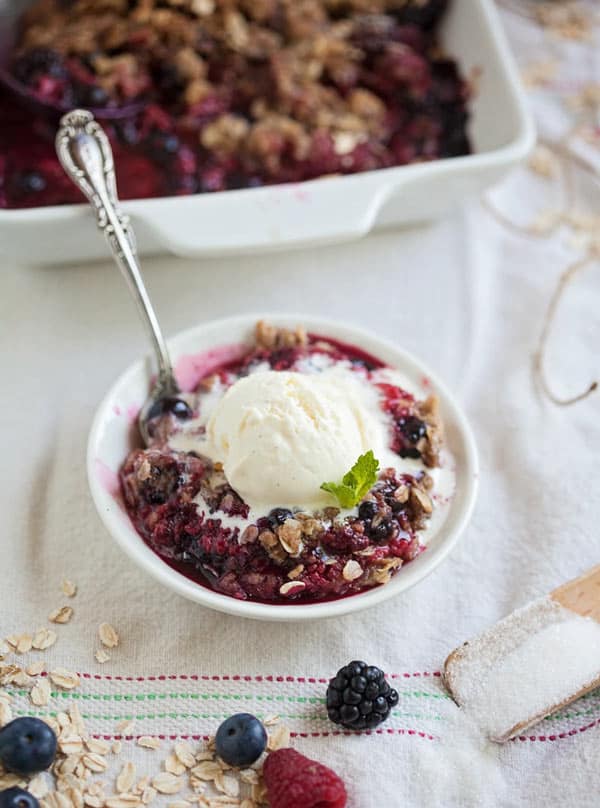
[321,450,380,509]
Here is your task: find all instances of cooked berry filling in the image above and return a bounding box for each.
[0,0,470,209]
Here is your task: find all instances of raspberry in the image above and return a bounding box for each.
[263,748,347,808]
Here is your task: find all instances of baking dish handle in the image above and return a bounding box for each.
[132,173,396,257]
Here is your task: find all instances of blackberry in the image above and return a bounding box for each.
[326,661,398,730]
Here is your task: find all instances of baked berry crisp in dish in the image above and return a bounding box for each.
[0,0,470,208]
[120,321,455,604]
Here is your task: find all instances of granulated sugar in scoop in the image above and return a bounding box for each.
[444,565,600,742]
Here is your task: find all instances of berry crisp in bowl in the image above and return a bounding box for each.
[88,314,478,621]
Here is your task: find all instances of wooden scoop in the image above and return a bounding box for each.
[444,565,600,742]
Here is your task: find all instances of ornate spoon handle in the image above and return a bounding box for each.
[55,109,177,393]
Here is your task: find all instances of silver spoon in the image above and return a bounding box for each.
[55,108,192,446]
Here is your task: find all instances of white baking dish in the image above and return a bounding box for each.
[0,0,534,265]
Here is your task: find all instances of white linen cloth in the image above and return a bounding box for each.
[1,3,600,806]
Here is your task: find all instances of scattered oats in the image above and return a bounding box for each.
[0,773,25,789]
[31,677,51,707]
[11,670,31,687]
[116,719,134,734]
[95,649,111,664]
[141,787,157,805]
[534,3,591,40]
[105,797,142,808]
[191,761,223,780]
[342,559,363,582]
[98,624,119,649]
[263,715,279,727]
[0,700,13,726]
[29,774,50,799]
[0,639,9,657]
[82,753,109,773]
[135,778,150,794]
[86,738,111,756]
[520,59,558,88]
[5,635,18,648]
[33,628,58,651]
[0,689,12,703]
[240,801,256,808]
[83,794,105,808]
[267,724,290,751]
[194,751,215,762]
[67,788,84,808]
[0,665,22,686]
[49,606,74,624]
[112,741,123,755]
[50,668,80,690]
[167,802,190,808]
[138,736,160,750]
[69,703,85,735]
[287,565,304,580]
[174,742,196,769]
[57,712,70,728]
[165,753,186,776]
[86,783,104,797]
[13,634,33,654]
[239,770,259,786]
[528,144,558,179]
[27,661,46,676]
[251,780,267,804]
[117,762,137,794]
[527,208,561,235]
[59,735,84,756]
[215,774,239,798]
[566,82,600,113]
[61,579,78,598]
[152,773,183,795]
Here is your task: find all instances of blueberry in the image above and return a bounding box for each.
[399,416,427,444]
[17,171,46,194]
[0,717,57,775]
[0,788,40,808]
[78,85,110,107]
[267,508,293,527]
[358,500,377,521]
[214,714,266,767]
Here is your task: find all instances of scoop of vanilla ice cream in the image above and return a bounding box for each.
[202,369,390,511]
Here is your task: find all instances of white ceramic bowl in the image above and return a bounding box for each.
[0,0,534,264]
[88,314,478,621]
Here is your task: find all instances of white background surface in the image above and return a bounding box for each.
[2,2,600,806]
